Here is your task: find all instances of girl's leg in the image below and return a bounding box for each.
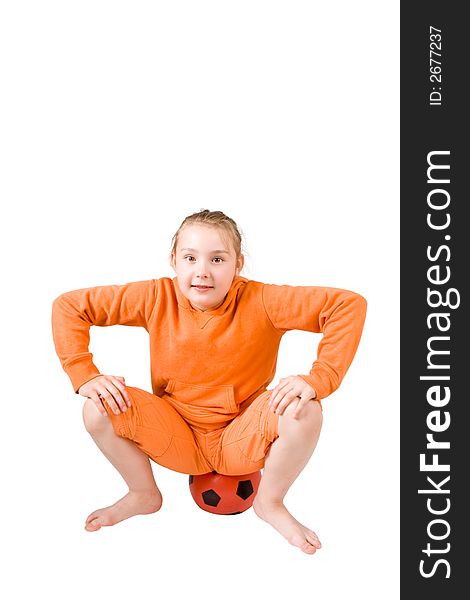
[82,398,162,532]
[81,386,211,532]
[253,399,323,554]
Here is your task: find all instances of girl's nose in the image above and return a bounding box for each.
[195,260,210,277]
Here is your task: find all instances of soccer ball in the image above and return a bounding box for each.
[189,471,261,515]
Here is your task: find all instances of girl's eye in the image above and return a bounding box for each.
[185,256,196,262]
[213,257,223,263]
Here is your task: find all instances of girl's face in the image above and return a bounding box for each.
[171,224,244,312]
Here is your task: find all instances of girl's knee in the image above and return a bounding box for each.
[82,397,112,435]
[280,400,322,434]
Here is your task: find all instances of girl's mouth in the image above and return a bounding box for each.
[192,285,213,291]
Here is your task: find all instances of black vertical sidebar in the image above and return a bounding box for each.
[401,2,467,597]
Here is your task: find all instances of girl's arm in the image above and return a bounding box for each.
[262,284,367,401]
[51,280,158,393]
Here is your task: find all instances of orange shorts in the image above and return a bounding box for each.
[105,386,279,476]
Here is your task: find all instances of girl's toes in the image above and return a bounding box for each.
[307,534,321,548]
[306,528,319,540]
[85,518,102,532]
[85,511,99,524]
[301,541,317,554]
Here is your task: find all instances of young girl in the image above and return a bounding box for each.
[52,209,366,555]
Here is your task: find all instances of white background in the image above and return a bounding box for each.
[1,1,399,598]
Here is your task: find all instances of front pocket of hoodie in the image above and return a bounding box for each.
[164,380,238,426]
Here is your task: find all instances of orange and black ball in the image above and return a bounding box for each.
[189,471,261,515]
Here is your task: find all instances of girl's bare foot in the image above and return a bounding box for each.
[253,497,321,555]
[84,489,163,532]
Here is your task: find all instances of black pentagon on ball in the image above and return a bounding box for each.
[236,479,254,500]
[189,475,194,485]
[202,489,221,507]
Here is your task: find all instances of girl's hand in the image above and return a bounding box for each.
[78,375,131,416]
[268,375,317,419]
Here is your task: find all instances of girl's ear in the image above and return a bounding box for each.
[169,253,176,271]
[235,254,245,275]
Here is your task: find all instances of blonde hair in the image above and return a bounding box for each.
[171,209,243,257]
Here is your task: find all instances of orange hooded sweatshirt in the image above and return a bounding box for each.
[52,277,367,410]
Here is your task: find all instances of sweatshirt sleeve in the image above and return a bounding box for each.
[261,284,367,400]
[51,280,158,393]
